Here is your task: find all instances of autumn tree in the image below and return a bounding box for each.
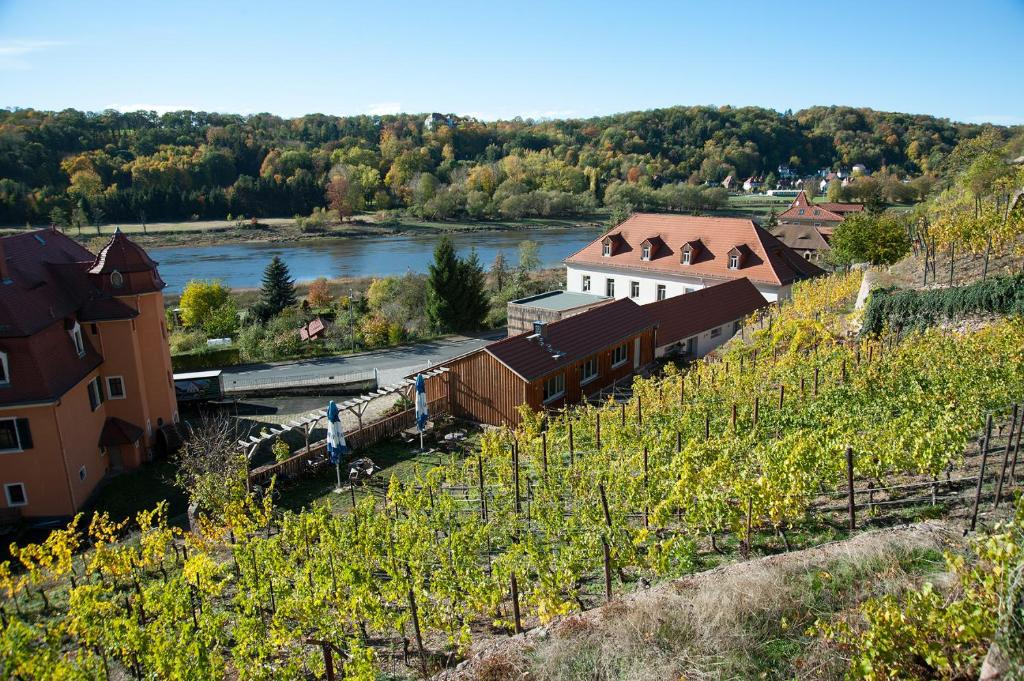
[306,277,333,309]
[829,212,911,266]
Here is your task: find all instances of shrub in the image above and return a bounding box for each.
[272,439,291,463]
[169,330,208,354]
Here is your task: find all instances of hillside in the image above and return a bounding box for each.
[1,105,1019,226]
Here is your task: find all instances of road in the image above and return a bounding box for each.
[220,332,504,392]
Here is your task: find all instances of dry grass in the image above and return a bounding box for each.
[447,522,961,681]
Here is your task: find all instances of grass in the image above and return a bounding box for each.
[85,460,190,527]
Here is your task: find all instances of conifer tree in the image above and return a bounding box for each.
[426,236,462,331]
[255,256,296,320]
[458,249,490,331]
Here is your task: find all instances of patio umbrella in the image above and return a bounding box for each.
[415,373,428,451]
[326,400,348,492]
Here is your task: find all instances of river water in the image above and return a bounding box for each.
[152,228,600,292]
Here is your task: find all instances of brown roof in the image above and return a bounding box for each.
[89,228,160,274]
[564,213,823,286]
[779,191,863,222]
[819,202,864,215]
[771,224,832,252]
[99,417,144,446]
[644,278,769,348]
[485,298,654,381]
[0,323,103,405]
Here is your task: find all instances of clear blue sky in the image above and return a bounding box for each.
[1,0,1022,124]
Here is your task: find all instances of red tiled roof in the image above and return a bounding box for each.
[485,298,654,381]
[819,202,864,214]
[564,213,823,286]
[99,417,144,446]
[779,191,863,222]
[89,228,159,274]
[299,317,327,341]
[643,278,769,348]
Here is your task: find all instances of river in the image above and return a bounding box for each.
[151,228,601,292]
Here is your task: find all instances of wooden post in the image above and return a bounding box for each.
[406,573,428,676]
[676,430,682,453]
[1011,406,1024,484]
[704,412,710,441]
[510,572,522,634]
[743,496,752,557]
[602,539,613,603]
[513,442,521,515]
[477,454,487,521]
[799,377,805,399]
[323,644,336,681]
[568,421,574,465]
[542,431,548,477]
[643,447,649,529]
[596,413,601,450]
[841,359,847,383]
[846,446,855,531]
[731,403,737,433]
[680,375,685,404]
[599,483,612,528]
[753,396,759,427]
[778,384,785,410]
[813,367,819,396]
[970,415,993,532]
[621,402,626,427]
[995,404,1018,508]
[637,396,642,426]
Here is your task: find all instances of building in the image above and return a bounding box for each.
[772,190,865,261]
[644,278,769,358]
[564,213,823,304]
[299,317,327,341]
[440,298,656,426]
[769,223,833,263]
[505,290,611,337]
[0,228,178,519]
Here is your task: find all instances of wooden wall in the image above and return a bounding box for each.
[447,350,528,427]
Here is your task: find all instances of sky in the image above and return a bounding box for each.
[1,0,1022,125]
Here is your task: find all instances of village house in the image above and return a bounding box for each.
[564,213,823,304]
[0,228,178,519]
[772,190,865,261]
[645,278,769,358]
[438,298,656,427]
[299,317,327,341]
[504,290,611,337]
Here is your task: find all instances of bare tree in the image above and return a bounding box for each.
[173,415,249,516]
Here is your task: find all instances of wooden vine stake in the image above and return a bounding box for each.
[568,421,574,465]
[753,396,759,427]
[731,403,737,433]
[541,431,548,477]
[704,412,711,441]
[970,414,993,532]
[778,384,785,410]
[1011,407,1024,484]
[995,404,1018,508]
[513,442,521,515]
[598,483,614,602]
[510,572,523,634]
[813,367,819,396]
[405,566,428,677]
[477,453,487,521]
[846,446,856,531]
[596,413,601,450]
[643,447,650,529]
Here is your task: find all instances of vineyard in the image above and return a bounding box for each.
[3,271,1024,680]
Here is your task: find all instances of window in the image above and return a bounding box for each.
[110,270,124,288]
[606,278,615,297]
[684,287,696,294]
[69,322,85,358]
[106,376,126,400]
[710,326,722,338]
[656,284,667,301]
[733,320,742,333]
[682,249,691,265]
[4,483,26,507]
[641,244,651,260]
[798,208,805,215]
[630,281,640,298]
[813,209,821,216]
[612,343,629,367]
[543,373,565,403]
[581,275,591,292]
[87,377,104,412]
[728,254,740,269]
[581,357,598,385]
[0,418,31,453]
[602,241,611,256]
[0,351,8,385]
[804,251,812,260]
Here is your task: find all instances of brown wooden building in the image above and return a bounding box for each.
[437,298,656,427]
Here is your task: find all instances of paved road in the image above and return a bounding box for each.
[221,332,504,391]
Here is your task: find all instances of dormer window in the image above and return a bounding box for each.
[641,244,651,260]
[69,322,85,358]
[728,254,740,269]
[110,270,124,289]
[798,209,805,215]
[681,241,701,265]
[0,351,8,385]
[682,249,691,265]
[602,241,611,256]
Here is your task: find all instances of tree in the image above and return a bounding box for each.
[426,236,462,331]
[829,212,911,266]
[173,416,248,516]
[827,180,846,203]
[90,205,106,235]
[49,207,69,231]
[306,277,333,308]
[801,179,819,200]
[518,240,540,273]
[254,256,296,320]
[367,276,401,311]
[764,208,778,230]
[457,249,490,331]
[490,251,509,291]
[179,279,231,330]
[325,172,363,218]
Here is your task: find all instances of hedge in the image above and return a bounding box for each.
[171,347,241,372]
[861,274,1024,335]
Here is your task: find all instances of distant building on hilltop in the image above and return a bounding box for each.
[0,228,178,519]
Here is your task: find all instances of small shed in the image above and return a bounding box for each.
[505,290,612,336]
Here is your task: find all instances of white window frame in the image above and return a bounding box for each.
[581,275,591,292]
[656,284,667,301]
[602,241,611,257]
[70,322,85,358]
[682,249,691,265]
[606,278,615,297]
[0,417,24,453]
[543,373,565,403]
[728,254,740,269]
[106,376,126,400]
[580,357,599,385]
[612,343,629,368]
[641,244,651,260]
[630,281,640,299]
[710,326,722,338]
[4,482,27,507]
[0,351,8,386]
[87,377,104,412]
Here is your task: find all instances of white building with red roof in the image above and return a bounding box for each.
[564,213,823,304]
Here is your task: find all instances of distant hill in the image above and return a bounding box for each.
[0,105,1019,225]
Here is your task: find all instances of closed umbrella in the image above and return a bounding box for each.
[326,400,348,492]
[415,374,428,451]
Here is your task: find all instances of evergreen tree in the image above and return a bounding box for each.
[255,256,297,320]
[426,236,462,331]
[458,249,490,331]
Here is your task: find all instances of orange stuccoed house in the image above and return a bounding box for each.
[0,227,178,519]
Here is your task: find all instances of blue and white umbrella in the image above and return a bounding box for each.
[326,400,348,491]
[415,374,428,450]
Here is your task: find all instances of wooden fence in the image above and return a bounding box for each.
[248,395,449,486]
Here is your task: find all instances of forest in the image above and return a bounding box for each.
[1,104,1020,226]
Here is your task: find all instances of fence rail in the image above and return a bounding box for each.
[224,368,378,393]
[248,395,449,486]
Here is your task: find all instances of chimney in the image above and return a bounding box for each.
[532,320,547,339]
[0,237,9,283]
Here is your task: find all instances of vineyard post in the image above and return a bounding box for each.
[568,421,574,464]
[743,496,752,557]
[995,404,1018,508]
[752,349,757,370]
[813,367,819,396]
[542,431,548,477]
[405,566,428,676]
[510,572,523,634]
[643,447,649,529]
[731,403,737,433]
[704,412,710,441]
[676,430,682,453]
[477,454,487,521]
[846,447,855,531]
[513,442,521,516]
[970,414,993,532]
[753,397,759,427]
[1010,405,1024,484]
[856,344,861,366]
[778,384,785,410]
[679,375,685,404]
[596,413,601,450]
[841,359,847,383]
[602,539,613,603]
[621,402,626,427]
[637,396,642,426]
